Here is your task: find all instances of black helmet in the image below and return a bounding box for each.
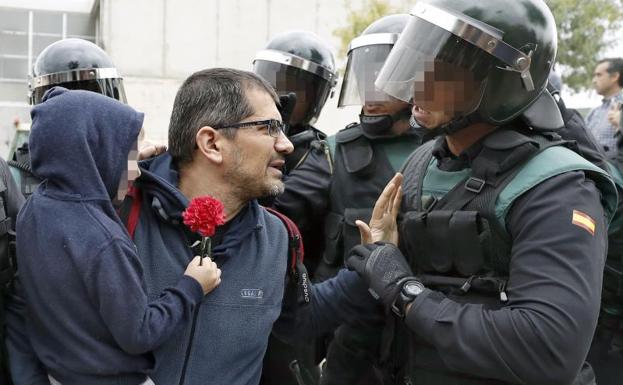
[376,0,557,132]
[29,38,126,105]
[253,31,337,127]
[338,14,410,107]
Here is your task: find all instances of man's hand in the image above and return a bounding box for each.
[346,242,414,309]
[608,102,621,130]
[138,142,167,161]
[356,173,403,245]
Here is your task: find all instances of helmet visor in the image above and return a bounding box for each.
[30,78,126,105]
[338,44,395,107]
[254,60,331,126]
[375,15,495,117]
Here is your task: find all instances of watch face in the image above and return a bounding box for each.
[404,281,424,297]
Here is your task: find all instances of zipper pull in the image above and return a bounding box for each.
[323,142,334,175]
[460,275,475,293]
[499,280,508,302]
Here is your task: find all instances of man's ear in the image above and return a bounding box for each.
[196,126,223,164]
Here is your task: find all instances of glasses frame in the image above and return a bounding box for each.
[216,119,285,138]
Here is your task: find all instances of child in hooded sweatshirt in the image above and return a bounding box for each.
[15,87,221,385]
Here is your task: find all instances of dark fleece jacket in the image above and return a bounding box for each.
[16,88,203,385]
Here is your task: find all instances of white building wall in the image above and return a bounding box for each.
[99,0,410,144]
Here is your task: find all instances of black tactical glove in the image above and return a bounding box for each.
[346,242,415,310]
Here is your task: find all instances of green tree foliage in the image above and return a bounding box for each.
[546,0,623,91]
[334,0,623,92]
[333,0,406,58]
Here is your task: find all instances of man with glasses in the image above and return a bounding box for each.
[122,68,294,385]
[106,68,376,385]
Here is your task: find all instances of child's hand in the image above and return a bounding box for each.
[184,256,221,295]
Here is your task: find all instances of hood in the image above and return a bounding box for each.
[29,87,143,200]
[136,152,265,262]
[137,153,189,222]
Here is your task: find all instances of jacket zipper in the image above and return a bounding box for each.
[178,303,201,385]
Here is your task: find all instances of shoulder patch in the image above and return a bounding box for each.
[572,209,596,236]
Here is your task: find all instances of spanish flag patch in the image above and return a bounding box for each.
[572,210,596,236]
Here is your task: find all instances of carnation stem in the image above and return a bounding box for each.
[199,236,212,266]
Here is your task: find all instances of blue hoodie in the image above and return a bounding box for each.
[16,88,204,385]
[130,151,382,385]
[130,153,290,385]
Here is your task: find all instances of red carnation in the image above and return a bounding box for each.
[183,196,225,263]
[183,196,225,237]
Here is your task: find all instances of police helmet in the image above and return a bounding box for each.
[29,38,126,105]
[375,0,557,130]
[338,14,410,107]
[253,31,337,126]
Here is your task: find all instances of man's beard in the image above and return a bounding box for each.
[225,147,285,200]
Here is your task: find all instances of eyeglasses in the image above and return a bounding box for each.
[216,119,285,138]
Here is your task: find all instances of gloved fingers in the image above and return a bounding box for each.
[345,244,371,273]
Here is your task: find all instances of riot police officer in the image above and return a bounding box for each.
[253,30,337,275]
[344,0,618,384]
[253,30,337,385]
[316,14,424,283]
[9,38,126,197]
[316,15,427,385]
[0,158,25,385]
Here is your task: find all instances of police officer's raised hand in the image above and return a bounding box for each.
[346,242,414,310]
[356,173,403,245]
[184,256,222,295]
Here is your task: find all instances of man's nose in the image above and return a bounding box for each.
[275,131,294,155]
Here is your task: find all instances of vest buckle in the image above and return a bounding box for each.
[464,177,486,193]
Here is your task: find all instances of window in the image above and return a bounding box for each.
[0,7,96,103]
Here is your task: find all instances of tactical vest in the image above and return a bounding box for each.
[386,128,617,385]
[8,143,40,198]
[601,162,623,340]
[318,124,422,281]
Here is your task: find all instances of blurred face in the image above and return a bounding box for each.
[593,62,620,96]
[223,88,294,200]
[411,61,482,129]
[115,135,141,205]
[363,97,410,116]
[289,91,312,126]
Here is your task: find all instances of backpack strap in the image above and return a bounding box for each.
[264,206,310,304]
[118,184,143,239]
[264,207,304,272]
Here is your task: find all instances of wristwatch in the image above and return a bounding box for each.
[391,279,425,318]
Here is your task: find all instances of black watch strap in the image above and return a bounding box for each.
[391,279,424,318]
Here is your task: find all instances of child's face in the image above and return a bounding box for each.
[115,138,140,205]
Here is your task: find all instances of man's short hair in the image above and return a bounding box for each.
[168,68,279,165]
[598,58,623,87]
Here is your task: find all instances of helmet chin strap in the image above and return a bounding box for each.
[414,110,484,138]
[360,107,412,139]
